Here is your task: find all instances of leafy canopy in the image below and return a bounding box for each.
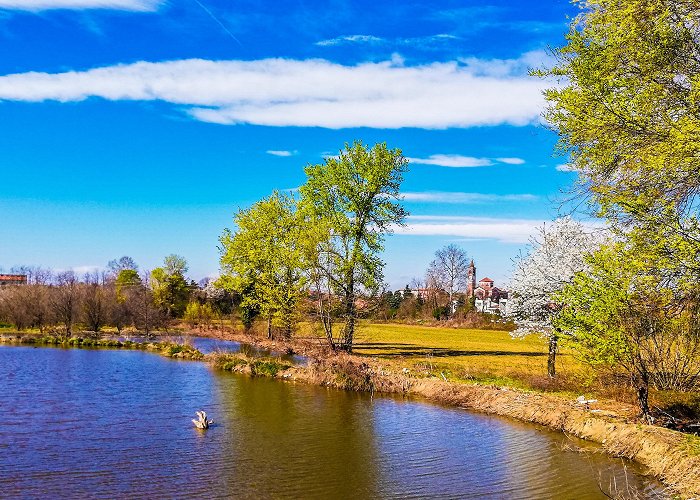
[218,191,307,336]
[542,0,700,226]
[300,140,408,349]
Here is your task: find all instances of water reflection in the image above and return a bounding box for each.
[0,346,664,499]
[210,373,380,498]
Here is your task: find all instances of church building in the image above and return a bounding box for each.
[467,261,509,314]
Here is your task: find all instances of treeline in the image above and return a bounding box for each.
[0,255,234,336]
[375,287,511,329]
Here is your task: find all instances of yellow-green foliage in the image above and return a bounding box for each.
[686,435,700,457]
[210,352,290,377]
[183,301,215,329]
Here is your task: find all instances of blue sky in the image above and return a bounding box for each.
[0,0,578,288]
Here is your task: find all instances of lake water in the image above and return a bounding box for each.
[0,346,665,499]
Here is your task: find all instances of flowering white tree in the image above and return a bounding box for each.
[508,217,604,377]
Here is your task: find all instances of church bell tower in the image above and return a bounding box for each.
[467,260,476,297]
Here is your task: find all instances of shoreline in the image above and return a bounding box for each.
[195,328,700,498]
[3,330,699,497]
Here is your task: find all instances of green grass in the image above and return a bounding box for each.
[250,359,289,377]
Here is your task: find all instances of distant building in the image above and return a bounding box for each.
[473,276,509,314]
[409,288,433,300]
[0,274,28,286]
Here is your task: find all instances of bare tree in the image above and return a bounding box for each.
[427,244,470,317]
[11,265,53,285]
[128,270,163,335]
[0,285,33,330]
[6,266,53,331]
[52,271,80,337]
[107,256,138,278]
[81,271,109,335]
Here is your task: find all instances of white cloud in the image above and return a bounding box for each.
[402,191,537,204]
[408,155,526,168]
[392,216,545,243]
[407,155,493,167]
[556,163,576,172]
[52,265,104,276]
[266,150,296,157]
[496,157,526,165]
[0,0,162,11]
[0,57,547,129]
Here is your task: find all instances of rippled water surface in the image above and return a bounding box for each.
[0,346,664,499]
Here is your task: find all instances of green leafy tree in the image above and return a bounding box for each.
[300,141,408,351]
[184,301,215,331]
[219,191,307,338]
[540,0,700,251]
[115,269,141,296]
[555,243,700,422]
[151,254,191,318]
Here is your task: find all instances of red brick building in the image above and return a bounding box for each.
[0,274,28,286]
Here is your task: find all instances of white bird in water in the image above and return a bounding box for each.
[192,410,213,429]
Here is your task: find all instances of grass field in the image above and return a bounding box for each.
[344,322,589,392]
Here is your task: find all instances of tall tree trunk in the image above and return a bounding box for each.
[342,276,355,352]
[633,370,652,423]
[267,316,272,339]
[547,334,558,378]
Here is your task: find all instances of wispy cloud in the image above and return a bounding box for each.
[407,155,492,167]
[556,163,576,172]
[266,150,296,157]
[316,34,384,46]
[392,215,545,243]
[52,264,104,275]
[402,192,538,204]
[496,157,526,165]
[407,155,525,168]
[459,50,554,78]
[0,0,163,11]
[0,57,547,129]
[316,33,460,48]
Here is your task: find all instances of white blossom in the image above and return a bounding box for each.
[203,281,227,301]
[507,217,605,339]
